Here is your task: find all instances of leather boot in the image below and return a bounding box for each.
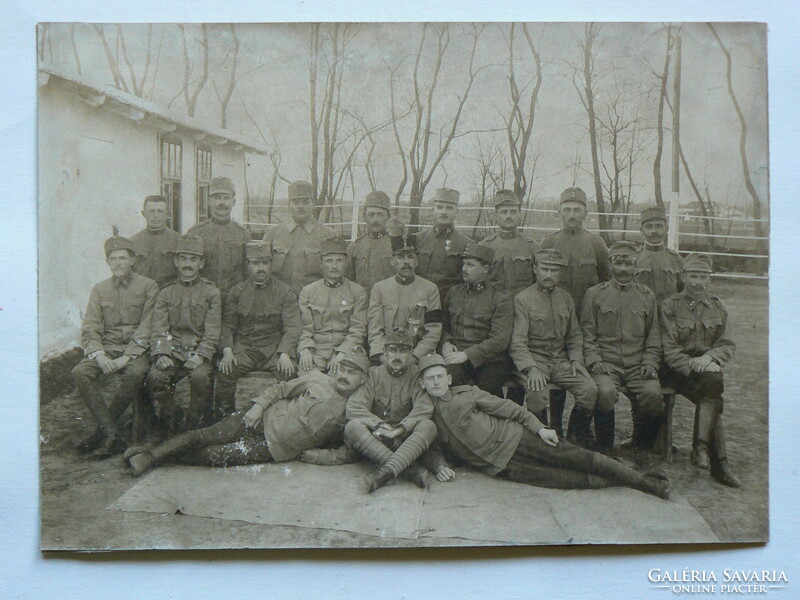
[566,407,594,448]
[127,430,201,476]
[709,420,741,487]
[78,380,125,455]
[361,465,394,493]
[76,429,104,454]
[634,413,661,467]
[549,390,566,438]
[591,453,670,500]
[594,409,615,455]
[691,400,716,470]
[402,465,433,489]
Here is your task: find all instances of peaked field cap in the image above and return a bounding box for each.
[176,233,205,256]
[386,327,414,347]
[559,186,587,206]
[608,240,639,259]
[245,241,272,260]
[535,248,568,267]
[391,233,418,254]
[338,346,371,374]
[494,189,520,207]
[418,353,447,374]
[463,243,495,264]
[104,227,136,256]
[641,206,667,223]
[433,187,460,205]
[364,190,391,211]
[320,237,348,256]
[288,180,314,201]
[210,176,235,195]
[683,252,713,273]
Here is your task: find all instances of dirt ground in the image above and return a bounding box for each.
[39,280,768,550]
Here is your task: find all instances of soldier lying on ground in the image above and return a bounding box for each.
[417,354,670,499]
[127,347,371,476]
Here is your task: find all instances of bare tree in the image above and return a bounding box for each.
[69,23,82,75]
[388,23,488,225]
[178,24,210,118]
[213,24,240,129]
[94,24,129,92]
[651,25,674,209]
[708,24,767,258]
[470,137,508,238]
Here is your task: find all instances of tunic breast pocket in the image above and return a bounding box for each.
[512,255,533,285]
[100,300,117,325]
[304,248,322,276]
[445,248,463,273]
[417,249,433,274]
[577,257,598,283]
[191,299,210,323]
[271,246,289,273]
[527,311,549,338]
[597,305,619,337]
[701,315,723,346]
[125,301,144,324]
[226,240,244,267]
[675,316,696,343]
[166,299,182,324]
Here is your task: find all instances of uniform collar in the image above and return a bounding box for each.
[498,228,519,239]
[324,278,344,288]
[612,278,634,290]
[395,273,416,285]
[210,217,231,226]
[112,273,133,287]
[147,226,167,235]
[644,241,664,251]
[535,282,555,294]
[434,224,454,237]
[467,281,488,293]
[387,365,408,378]
[681,289,713,307]
[562,226,584,235]
[287,218,318,234]
[368,230,386,239]
[179,276,201,287]
[434,390,453,403]
[252,277,271,289]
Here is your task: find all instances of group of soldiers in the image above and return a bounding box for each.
[72,175,739,502]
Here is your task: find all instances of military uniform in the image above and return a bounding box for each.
[479,189,540,297]
[127,350,371,474]
[130,226,181,289]
[72,233,159,455]
[441,244,514,398]
[262,180,338,295]
[417,355,668,498]
[660,254,739,486]
[147,235,222,433]
[580,242,663,453]
[509,250,597,415]
[416,188,473,301]
[635,207,684,304]
[345,329,438,487]
[215,242,302,417]
[346,191,395,293]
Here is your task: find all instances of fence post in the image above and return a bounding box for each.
[350,195,361,242]
[667,191,680,251]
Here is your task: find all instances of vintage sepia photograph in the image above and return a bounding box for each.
[37,21,768,550]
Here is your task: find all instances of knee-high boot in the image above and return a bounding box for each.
[567,406,594,448]
[590,452,670,499]
[549,390,567,438]
[709,419,741,487]
[594,409,616,455]
[692,400,717,469]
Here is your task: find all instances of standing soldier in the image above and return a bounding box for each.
[346,190,395,294]
[72,231,159,456]
[479,189,540,297]
[635,206,684,305]
[580,241,663,458]
[263,180,338,295]
[130,195,181,288]
[509,249,597,427]
[298,238,368,373]
[660,254,740,487]
[540,186,611,436]
[368,233,442,366]
[215,241,302,419]
[146,234,221,435]
[440,244,514,399]
[188,176,251,296]
[345,328,440,492]
[416,187,473,301]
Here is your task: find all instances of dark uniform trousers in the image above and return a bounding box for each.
[665,370,728,462]
[525,359,598,414]
[446,359,512,400]
[593,368,664,415]
[214,349,288,416]
[72,352,150,432]
[145,359,214,436]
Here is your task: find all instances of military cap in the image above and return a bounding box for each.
[245,241,272,261]
[175,233,205,256]
[338,346,371,375]
[535,248,568,267]
[462,243,495,265]
[559,186,587,206]
[364,190,391,211]
[390,233,418,255]
[608,240,639,259]
[209,176,235,196]
[320,237,348,257]
[385,327,414,348]
[418,353,447,375]
[683,253,713,273]
[494,189,520,208]
[640,205,667,224]
[288,180,314,201]
[432,187,460,206]
[104,226,136,256]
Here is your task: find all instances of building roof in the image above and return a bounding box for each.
[38,64,268,155]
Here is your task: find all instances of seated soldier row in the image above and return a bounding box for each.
[71,181,738,495]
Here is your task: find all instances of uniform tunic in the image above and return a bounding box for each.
[345,365,430,431]
[298,278,368,360]
[635,244,684,305]
[80,273,159,358]
[479,229,540,297]
[262,218,338,295]
[150,277,221,362]
[416,225,473,301]
[367,274,442,360]
[540,227,610,312]
[130,227,181,289]
[346,232,394,294]
[187,219,251,295]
